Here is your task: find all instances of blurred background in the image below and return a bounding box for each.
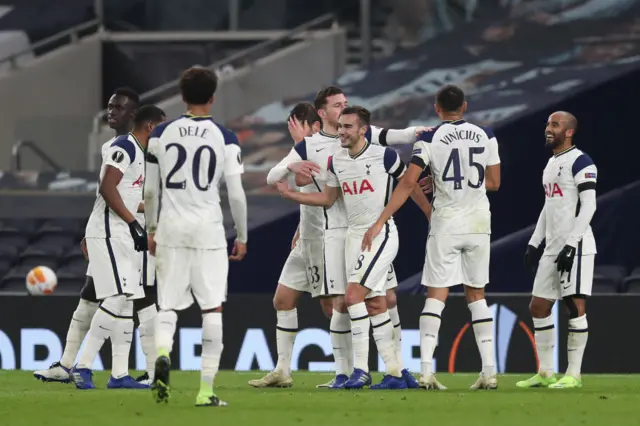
[0,0,639,373]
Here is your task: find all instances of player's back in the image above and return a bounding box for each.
[148,114,243,249]
[416,120,499,235]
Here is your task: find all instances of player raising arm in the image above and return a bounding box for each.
[363,85,501,390]
[145,67,248,407]
[516,111,596,389]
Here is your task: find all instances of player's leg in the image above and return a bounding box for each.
[152,245,195,403]
[385,268,419,388]
[248,243,308,388]
[190,248,229,407]
[549,253,593,389]
[419,234,459,390]
[516,255,559,388]
[33,272,98,382]
[133,252,158,384]
[344,228,405,390]
[319,229,351,389]
[461,234,498,390]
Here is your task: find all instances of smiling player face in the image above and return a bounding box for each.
[545,112,575,149]
[338,113,365,149]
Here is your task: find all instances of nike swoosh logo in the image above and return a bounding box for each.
[338,170,344,173]
[387,277,393,281]
[124,331,133,335]
[563,285,571,290]
[316,148,325,152]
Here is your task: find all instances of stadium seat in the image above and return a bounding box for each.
[0,241,19,262]
[621,267,640,293]
[2,218,40,235]
[35,218,82,239]
[59,256,88,276]
[0,258,12,279]
[592,264,627,293]
[30,234,76,255]
[56,271,85,293]
[16,249,59,271]
[0,229,29,252]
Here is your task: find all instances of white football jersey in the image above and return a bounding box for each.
[540,146,597,256]
[326,143,406,234]
[411,120,500,235]
[85,134,146,239]
[147,114,244,249]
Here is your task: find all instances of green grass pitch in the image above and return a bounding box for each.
[1,371,639,426]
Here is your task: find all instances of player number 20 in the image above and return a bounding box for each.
[442,147,485,190]
[165,143,217,191]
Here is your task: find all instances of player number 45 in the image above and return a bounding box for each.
[442,147,485,190]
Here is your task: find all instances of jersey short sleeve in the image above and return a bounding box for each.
[383,147,406,179]
[572,154,597,189]
[293,139,308,160]
[224,143,244,177]
[481,127,500,166]
[105,138,136,173]
[366,125,385,145]
[326,155,339,187]
[146,137,159,164]
[409,141,431,171]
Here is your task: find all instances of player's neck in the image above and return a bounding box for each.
[322,124,339,137]
[185,105,211,117]
[129,131,148,150]
[114,127,130,137]
[553,141,574,156]
[440,114,463,122]
[348,137,368,156]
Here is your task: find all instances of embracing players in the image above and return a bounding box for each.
[276,106,420,389]
[145,67,248,407]
[250,86,429,389]
[517,111,596,389]
[363,85,501,390]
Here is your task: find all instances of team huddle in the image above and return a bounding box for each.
[31,74,597,404]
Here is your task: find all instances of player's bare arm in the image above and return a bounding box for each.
[295,172,314,186]
[100,166,136,224]
[362,163,422,251]
[276,180,339,207]
[291,224,301,249]
[485,163,501,191]
[266,151,320,184]
[137,202,145,213]
[226,173,248,261]
[409,183,432,221]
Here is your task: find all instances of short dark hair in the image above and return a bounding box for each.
[341,105,370,126]
[289,102,322,126]
[133,105,166,128]
[314,85,344,110]
[435,85,465,112]
[113,87,140,106]
[180,67,218,105]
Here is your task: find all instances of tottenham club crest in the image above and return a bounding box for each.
[112,151,124,163]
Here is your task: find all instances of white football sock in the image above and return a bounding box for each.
[566,314,588,378]
[371,310,401,377]
[110,300,134,379]
[60,299,98,369]
[76,295,126,370]
[155,310,178,356]
[420,298,445,377]
[275,308,298,376]
[387,305,404,371]
[201,312,223,390]
[330,310,352,376]
[137,304,157,379]
[348,302,370,373]
[469,299,496,377]
[532,314,555,377]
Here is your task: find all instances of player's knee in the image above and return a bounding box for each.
[365,297,386,316]
[562,296,585,318]
[202,306,222,314]
[529,297,552,318]
[385,289,397,309]
[318,298,332,318]
[463,285,484,304]
[332,295,348,314]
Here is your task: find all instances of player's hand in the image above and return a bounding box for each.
[415,126,434,138]
[291,229,300,250]
[275,180,293,197]
[148,233,156,256]
[128,220,148,252]
[288,116,309,143]
[554,244,576,274]
[287,161,321,179]
[419,175,433,194]
[81,237,88,261]
[362,221,384,252]
[229,240,247,261]
[295,173,313,187]
[524,244,543,272]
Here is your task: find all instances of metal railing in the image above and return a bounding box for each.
[11,141,63,172]
[0,19,102,70]
[90,13,338,132]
